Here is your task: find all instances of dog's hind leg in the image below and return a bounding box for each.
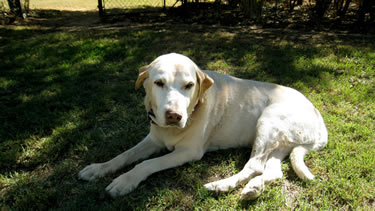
[204,110,298,193]
[240,148,289,200]
[204,131,284,192]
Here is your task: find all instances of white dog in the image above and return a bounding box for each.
[79,53,328,199]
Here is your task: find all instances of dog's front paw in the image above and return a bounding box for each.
[204,180,233,192]
[105,173,139,198]
[78,163,108,181]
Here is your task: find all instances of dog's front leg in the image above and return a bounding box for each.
[105,147,204,198]
[78,134,163,181]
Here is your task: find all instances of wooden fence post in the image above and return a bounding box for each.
[98,0,104,17]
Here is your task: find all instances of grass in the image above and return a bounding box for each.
[1,12,375,210]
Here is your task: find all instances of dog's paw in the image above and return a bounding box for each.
[105,173,139,198]
[204,180,232,192]
[240,177,264,200]
[240,186,263,200]
[78,163,108,181]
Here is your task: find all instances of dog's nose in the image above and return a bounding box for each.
[166,110,182,123]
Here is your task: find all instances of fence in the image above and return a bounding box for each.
[0,0,184,17]
[0,0,99,13]
[103,0,181,9]
[100,0,183,16]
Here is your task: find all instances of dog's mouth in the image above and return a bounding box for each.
[148,109,158,125]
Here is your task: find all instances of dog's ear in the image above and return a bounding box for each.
[135,65,149,89]
[196,68,214,100]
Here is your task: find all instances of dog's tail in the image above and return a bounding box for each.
[290,145,315,180]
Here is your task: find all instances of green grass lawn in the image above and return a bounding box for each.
[0,15,374,209]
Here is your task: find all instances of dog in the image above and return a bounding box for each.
[78,53,328,199]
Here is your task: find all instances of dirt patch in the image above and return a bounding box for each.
[281,180,303,208]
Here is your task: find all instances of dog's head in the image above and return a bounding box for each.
[135,53,214,128]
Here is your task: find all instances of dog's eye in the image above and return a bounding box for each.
[154,81,164,88]
[185,82,194,90]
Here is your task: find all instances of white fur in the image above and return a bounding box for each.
[78,53,328,199]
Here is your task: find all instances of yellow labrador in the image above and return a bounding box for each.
[79,53,328,199]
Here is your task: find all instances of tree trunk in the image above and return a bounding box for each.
[314,0,332,19]
[289,0,297,12]
[339,0,351,17]
[240,0,264,20]
[7,0,23,18]
[357,0,372,23]
[334,0,351,17]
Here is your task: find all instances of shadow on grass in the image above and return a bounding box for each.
[1,10,374,209]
